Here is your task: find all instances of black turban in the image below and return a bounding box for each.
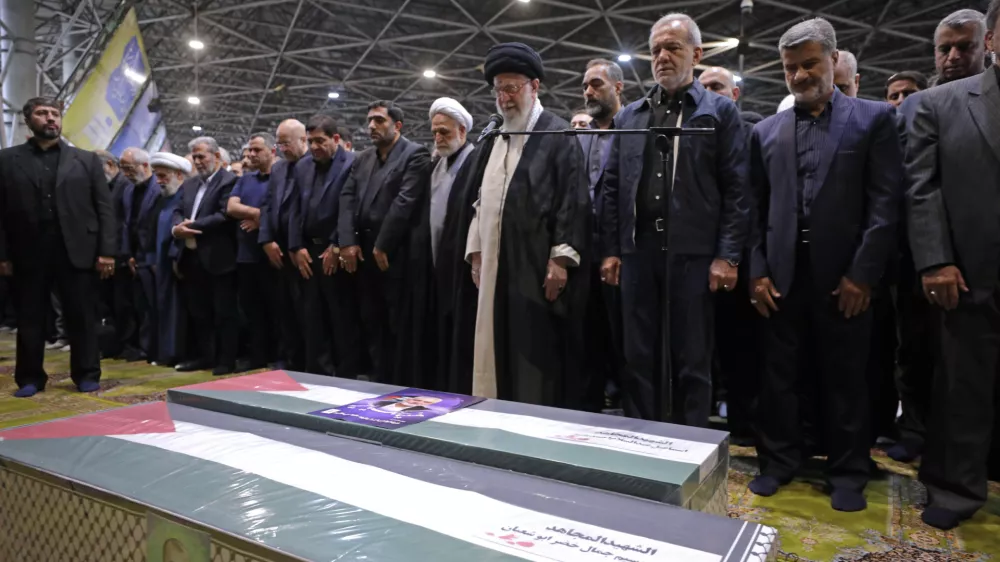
[483,42,545,85]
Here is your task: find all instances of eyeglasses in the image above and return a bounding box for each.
[492,80,530,98]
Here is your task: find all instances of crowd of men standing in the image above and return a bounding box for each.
[0,1,998,532]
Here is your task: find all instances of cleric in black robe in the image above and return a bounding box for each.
[462,42,591,408]
[426,97,477,392]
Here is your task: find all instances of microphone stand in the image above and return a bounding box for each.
[483,125,714,423]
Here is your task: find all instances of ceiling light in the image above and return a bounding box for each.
[734,75,743,83]
[187,96,200,105]
[327,92,340,99]
[188,39,204,50]
[191,125,202,132]
[517,0,530,3]
[726,38,740,47]
[617,54,632,63]
[423,69,437,78]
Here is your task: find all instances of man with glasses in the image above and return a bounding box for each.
[457,42,590,408]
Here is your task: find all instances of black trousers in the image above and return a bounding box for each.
[895,260,934,449]
[178,254,238,369]
[110,258,138,355]
[14,230,101,388]
[582,260,623,412]
[867,284,899,444]
[714,267,761,440]
[756,246,871,491]
[920,282,1000,518]
[357,234,403,382]
[620,232,714,426]
[299,243,365,378]
[237,262,280,366]
[135,266,156,360]
[275,256,305,370]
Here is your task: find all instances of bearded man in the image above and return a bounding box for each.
[0,97,116,397]
[462,42,590,407]
[427,97,478,391]
[140,153,189,366]
[338,101,433,386]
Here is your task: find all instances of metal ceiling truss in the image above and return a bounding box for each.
[18,0,978,152]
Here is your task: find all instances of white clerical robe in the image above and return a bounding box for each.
[464,101,579,398]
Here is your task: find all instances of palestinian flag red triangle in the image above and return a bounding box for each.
[179,370,308,392]
[0,401,176,441]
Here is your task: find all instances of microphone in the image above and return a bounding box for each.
[477,113,504,143]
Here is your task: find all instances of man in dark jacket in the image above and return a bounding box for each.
[601,17,750,428]
[171,136,238,375]
[0,97,117,396]
[698,65,761,443]
[339,101,433,386]
[96,149,139,359]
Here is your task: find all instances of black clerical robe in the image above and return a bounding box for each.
[459,109,590,408]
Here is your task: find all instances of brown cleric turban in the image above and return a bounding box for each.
[483,42,545,85]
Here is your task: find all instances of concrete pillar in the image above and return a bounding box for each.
[1,0,37,146]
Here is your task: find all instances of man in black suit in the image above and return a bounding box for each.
[259,119,310,370]
[171,136,238,375]
[905,0,1000,530]
[339,101,432,385]
[579,59,624,412]
[95,149,140,360]
[0,97,116,396]
[120,147,156,362]
[288,114,362,377]
[748,19,902,512]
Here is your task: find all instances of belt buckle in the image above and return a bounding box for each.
[800,228,810,244]
[655,218,664,232]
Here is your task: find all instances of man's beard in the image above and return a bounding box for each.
[436,136,463,159]
[29,123,60,140]
[160,177,182,196]
[585,97,613,121]
[497,100,530,132]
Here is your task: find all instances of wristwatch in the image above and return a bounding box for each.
[725,259,740,268]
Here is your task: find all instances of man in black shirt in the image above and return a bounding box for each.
[0,97,117,396]
[288,115,361,377]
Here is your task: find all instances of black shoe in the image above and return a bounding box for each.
[886,441,922,463]
[176,359,213,372]
[235,359,266,373]
[212,365,236,376]
[831,488,867,512]
[922,506,965,530]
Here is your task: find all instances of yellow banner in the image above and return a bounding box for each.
[62,8,149,150]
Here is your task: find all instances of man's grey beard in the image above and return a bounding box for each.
[436,136,463,159]
[105,171,116,183]
[498,102,530,132]
[585,98,613,121]
[160,177,182,196]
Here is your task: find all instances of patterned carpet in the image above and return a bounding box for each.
[0,333,997,561]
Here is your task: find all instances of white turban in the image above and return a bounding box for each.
[150,152,192,175]
[429,97,473,133]
[777,94,796,113]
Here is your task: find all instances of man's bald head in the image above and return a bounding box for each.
[275,119,307,162]
[833,49,860,97]
[699,66,740,101]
